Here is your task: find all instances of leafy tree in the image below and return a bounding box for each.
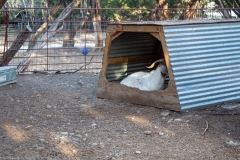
[101,0,155,21]
[216,0,239,17]
[0,0,7,8]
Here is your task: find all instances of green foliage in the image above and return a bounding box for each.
[0,12,5,23]
[4,0,212,22]
[100,0,155,21]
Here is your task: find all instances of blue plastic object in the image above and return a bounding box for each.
[81,48,89,55]
[0,66,17,86]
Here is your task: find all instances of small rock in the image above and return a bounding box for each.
[78,80,84,86]
[60,132,68,136]
[221,103,240,110]
[83,138,87,141]
[91,123,97,127]
[118,151,124,156]
[99,142,104,148]
[92,143,98,146]
[69,133,75,136]
[158,132,164,136]
[75,130,81,134]
[15,119,19,123]
[43,121,47,126]
[25,125,34,130]
[167,119,173,123]
[59,141,65,144]
[47,115,52,118]
[46,105,52,109]
[174,118,182,122]
[36,147,44,151]
[74,134,82,138]
[161,110,170,117]
[39,138,46,143]
[136,151,141,154]
[225,140,238,146]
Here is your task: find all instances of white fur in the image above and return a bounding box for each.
[120,65,167,91]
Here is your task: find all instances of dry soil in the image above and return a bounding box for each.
[0,73,239,159]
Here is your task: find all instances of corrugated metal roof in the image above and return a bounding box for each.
[163,22,240,110]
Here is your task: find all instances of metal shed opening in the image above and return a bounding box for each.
[105,32,168,88]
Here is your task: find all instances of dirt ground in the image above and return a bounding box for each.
[0,72,239,160]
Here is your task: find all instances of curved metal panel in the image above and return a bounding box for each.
[163,22,240,110]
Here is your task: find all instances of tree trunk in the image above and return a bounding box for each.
[0,25,31,66]
[28,1,62,51]
[156,0,169,20]
[62,0,76,47]
[17,0,83,72]
[91,0,103,52]
[216,0,230,19]
[224,0,240,17]
[62,12,75,47]
[179,0,199,20]
[0,0,7,9]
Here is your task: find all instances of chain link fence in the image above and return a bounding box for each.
[0,7,238,73]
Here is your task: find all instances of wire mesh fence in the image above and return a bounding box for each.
[0,7,239,73]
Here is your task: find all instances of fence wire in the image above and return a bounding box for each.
[0,7,238,73]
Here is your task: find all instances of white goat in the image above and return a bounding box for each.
[120,59,168,91]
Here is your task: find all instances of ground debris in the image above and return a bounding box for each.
[25,125,34,130]
[144,131,158,135]
[0,73,239,159]
[225,141,238,147]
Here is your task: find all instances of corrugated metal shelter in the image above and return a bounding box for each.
[97,20,240,111]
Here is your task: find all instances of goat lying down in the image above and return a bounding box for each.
[120,59,168,91]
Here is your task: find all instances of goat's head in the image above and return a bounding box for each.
[146,59,168,77]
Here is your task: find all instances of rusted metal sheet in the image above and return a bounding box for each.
[163,21,240,110]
